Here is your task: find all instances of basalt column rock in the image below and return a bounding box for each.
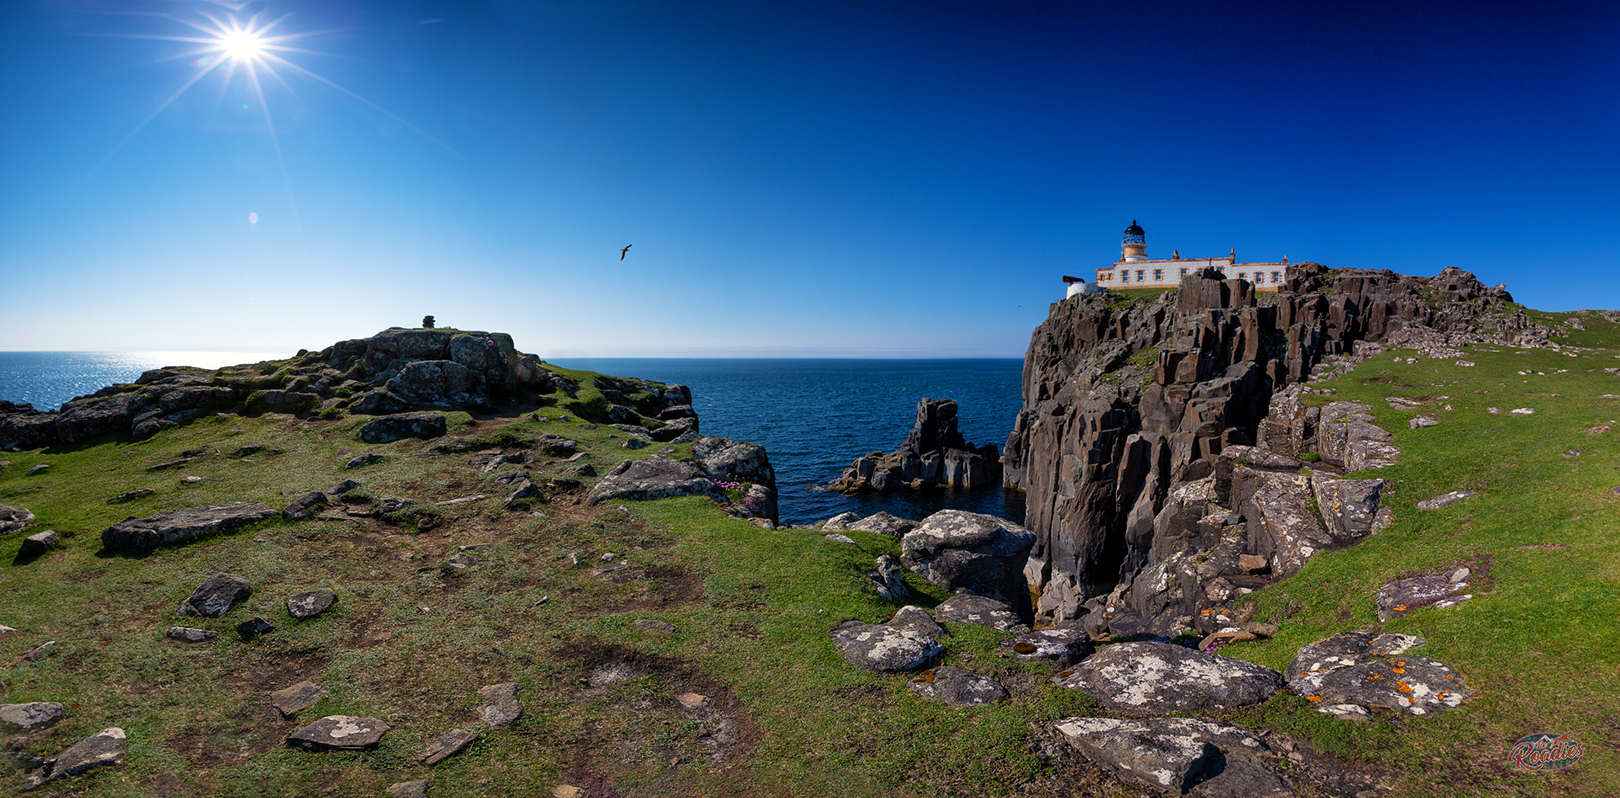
[1007,266,1542,626]
[829,398,1002,493]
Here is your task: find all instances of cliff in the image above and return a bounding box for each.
[1004,264,1550,626]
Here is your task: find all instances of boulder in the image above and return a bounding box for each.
[899,510,1034,609]
[282,491,329,520]
[885,605,944,639]
[829,613,945,673]
[478,683,522,728]
[1052,641,1283,715]
[177,573,253,618]
[286,588,339,620]
[821,512,859,532]
[19,727,125,790]
[693,436,778,524]
[420,728,477,766]
[0,504,34,535]
[998,627,1092,665]
[165,627,217,643]
[269,681,328,718]
[504,479,545,509]
[358,412,447,444]
[286,715,390,751]
[384,360,488,409]
[648,416,697,442]
[934,593,1028,632]
[1286,632,1465,717]
[908,666,1007,708]
[585,456,725,506]
[1310,476,1391,540]
[0,702,64,734]
[848,512,918,536]
[101,502,277,552]
[236,617,275,637]
[1054,717,1290,798]
[620,437,649,450]
[19,530,59,556]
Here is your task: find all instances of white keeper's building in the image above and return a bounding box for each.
[1093,221,1290,291]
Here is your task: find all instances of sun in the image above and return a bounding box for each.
[220,28,265,61]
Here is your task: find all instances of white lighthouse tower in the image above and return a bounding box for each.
[1121,220,1148,262]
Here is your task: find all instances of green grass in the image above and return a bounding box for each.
[4,335,1619,796]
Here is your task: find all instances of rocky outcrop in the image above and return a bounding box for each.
[1007,265,1539,627]
[0,504,35,535]
[0,327,693,450]
[828,398,1001,493]
[899,510,1034,613]
[101,502,277,553]
[1054,717,1294,798]
[358,412,447,444]
[1286,632,1465,717]
[586,456,726,507]
[692,436,779,525]
[829,610,945,673]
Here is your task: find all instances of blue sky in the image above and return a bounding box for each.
[2,0,1617,357]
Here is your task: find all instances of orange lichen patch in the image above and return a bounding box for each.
[1396,681,1413,694]
[1445,674,1455,680]
[1393,604,1408,611]
[1392,667,1406,674]
[1307,695,1323,702]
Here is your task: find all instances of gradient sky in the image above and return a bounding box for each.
[3,1,1618,357]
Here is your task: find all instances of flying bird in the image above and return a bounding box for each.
[620,244,632,260]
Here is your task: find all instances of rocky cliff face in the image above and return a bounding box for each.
[1005,264,1547,628]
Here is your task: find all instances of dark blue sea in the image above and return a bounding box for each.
[0,353,1026,526]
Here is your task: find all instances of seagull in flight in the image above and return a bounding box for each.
[620,244,632,260]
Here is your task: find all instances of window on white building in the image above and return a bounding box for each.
[1179,268,1189,277]
[1121,271,1129,283]
[1271,271,1280,283]
[1136,270,1144,281]
[1153,269,1163,280]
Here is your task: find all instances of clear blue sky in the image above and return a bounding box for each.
[3,0,1617,357]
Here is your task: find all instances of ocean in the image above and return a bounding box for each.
[0,352,1027,526]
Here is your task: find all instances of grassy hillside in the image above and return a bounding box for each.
[2,311,1617,797]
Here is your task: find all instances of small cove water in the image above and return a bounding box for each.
[0,352,1026,526]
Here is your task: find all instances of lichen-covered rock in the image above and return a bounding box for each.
[0,702,64,733]
[269,681,327,718]
[177,573,253,618]
[847,511,918,536]
[1052,641,1283,715]
[900,510,1034,608]
[101,502,277,552]
[286,588,339,619]
[867,555,911,603]
[478,683,522,728]
[1286,632,1465,717]
[0,504,35,535]
[829,616,944,673]
[1054,716,1290,798]
[1376,574,1473,621]
[999,627,1092,665]
[586,456,725,506]
[934,593,1028,632]
[908,666,1007,707]
[358,412,447,444]
[286,715,390,751]
[692,436,778,524]
[1417,490,1477,510]
[884,605,944,639]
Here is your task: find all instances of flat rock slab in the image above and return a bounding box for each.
[585,456,724,506]
[20,727,125,791]
[830,618,944,673]
[177,573,253,618]
[535,434,578,455]
[1052,642,1283,716]
[165,627,217,643]
[420,728,477,765]
[286,588,339,619]
[282,491,329,520]
[286,715,390,751]
[999,627,1092,665]
[358,412,446,444]
[900,510,1035,605]
[0,702,64,733]
[1286,632,1465,717]
[935,593,1028,632]
[908,666,1007,707]
[885,605,944,638]
[1376,574,1473,621]
[478,683,522,728]
[269,681,328,718]
[1055,717,1289,798]
[102,502,277,552]
[0,504,35,535]
[1417,490,1477,510]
